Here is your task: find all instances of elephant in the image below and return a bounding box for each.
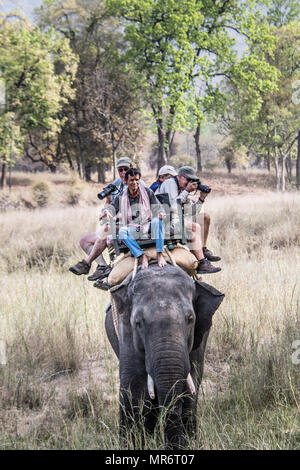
[105,263,224,449]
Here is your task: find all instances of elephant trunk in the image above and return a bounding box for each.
[150,340,190,401]
[148,341,190,448]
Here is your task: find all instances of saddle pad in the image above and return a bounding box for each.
[108,245,198,286]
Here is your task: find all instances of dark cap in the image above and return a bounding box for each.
[178,166,198,180]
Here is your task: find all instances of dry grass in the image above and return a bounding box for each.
[0,188,299,449]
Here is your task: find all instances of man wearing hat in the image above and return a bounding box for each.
[69,157,134,280]
[110,157,133,204]
[150,165,177,193]
[156,165,221,275]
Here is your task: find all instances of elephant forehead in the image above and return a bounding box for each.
[132,281,194,310]
[133,278,193,303]
[131,265,194,296]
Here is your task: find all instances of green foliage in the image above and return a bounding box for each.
[219,20,300,188]
[0,13,77,176]
[0,112,23,164]
[266,0,300,27]
[105,0,278,167]
[36,0,144,179]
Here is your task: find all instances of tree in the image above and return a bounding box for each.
[220,21,300,190]
[0,13,77,186]
[85,66,144,179]
[37,0,144,180]
[105,0,277,172]
[266,0,300,27]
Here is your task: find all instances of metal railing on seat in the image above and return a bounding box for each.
[107,196,192,262]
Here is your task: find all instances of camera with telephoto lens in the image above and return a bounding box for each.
[189,179,211,193]
[97,183,118,200]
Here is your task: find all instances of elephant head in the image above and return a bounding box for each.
[108,264,224,448]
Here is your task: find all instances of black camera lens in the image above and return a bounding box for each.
[97,184,118,200]
[197,183,211,193]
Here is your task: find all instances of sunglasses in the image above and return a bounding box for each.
[118,167,129,173]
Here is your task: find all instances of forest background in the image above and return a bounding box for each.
[0,0,300,191]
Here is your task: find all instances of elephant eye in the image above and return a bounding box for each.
[187,313,194,323]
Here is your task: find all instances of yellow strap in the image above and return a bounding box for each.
[165,246,177,266]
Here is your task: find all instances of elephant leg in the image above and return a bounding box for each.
[119,388,142,449]
[182,330,210,438]
[142,399,159,436]
[164,407,187,450]
[119,389,160,449]
[119,374,149,449]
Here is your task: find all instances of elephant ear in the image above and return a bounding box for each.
[192,281,225,350]
[110,278,132,318]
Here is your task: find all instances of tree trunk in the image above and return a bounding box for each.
[97,162,106,183]
[49,163,57,174]
[165,105,175,163]
[0,162,6,189]
[66,153,74,170]
[76,132,86,180]
[296,131,300,190]
[225,157,232,174]
[76,157,81,177]
[112,147,117,180]
[165,130,176,162]
[157,118,167,174]
[285,154,292,183]
[273,147,280,190]
[85,163,92,182]
[194,123,202,172]
[281,156,286,192]
[267,150,271,172]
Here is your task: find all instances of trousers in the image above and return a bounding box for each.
[118,217,164,258]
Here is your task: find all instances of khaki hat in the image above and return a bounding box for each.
[178,166,198,180]
[116,157,132,168]
[158,165,177,177]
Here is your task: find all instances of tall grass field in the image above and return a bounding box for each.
[0,190,299,449]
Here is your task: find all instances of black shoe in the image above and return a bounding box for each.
[203,247,221,262]
[93,279,112,291]
[196,258,221,274]
[69,260,90,275]
[88,265,112,281]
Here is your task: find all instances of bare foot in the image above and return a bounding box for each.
[141,254,149,269]
[157,252,167,268]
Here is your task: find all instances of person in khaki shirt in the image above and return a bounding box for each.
[156,166,221,275]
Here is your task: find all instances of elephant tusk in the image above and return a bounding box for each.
[147,374,155,400]
[187,373,196,396]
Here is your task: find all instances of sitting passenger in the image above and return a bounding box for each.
[69,157,147,279]
[110,168,166,269]
[156,166,221,275]
[150,165,177,192]
[69,168,166,275]
[69,157,132,279]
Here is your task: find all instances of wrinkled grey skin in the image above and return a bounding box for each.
[105,264,224,449]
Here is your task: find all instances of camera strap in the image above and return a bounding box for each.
[173,176,181,195]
